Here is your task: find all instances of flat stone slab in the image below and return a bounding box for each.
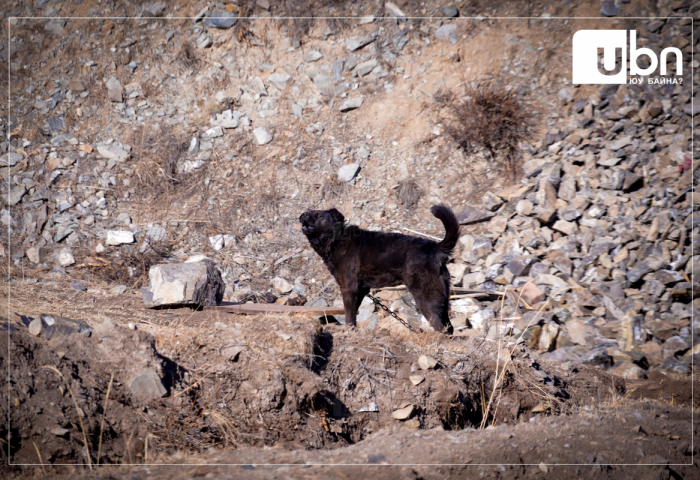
[346,37,375,51]
[203,303,344,316]
[106,231,135,246]
[456,206,495,225]
[339,97,364,112]
[0,152,23,167]
[97,144,129,162]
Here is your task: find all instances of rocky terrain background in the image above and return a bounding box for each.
[0,0,698,477]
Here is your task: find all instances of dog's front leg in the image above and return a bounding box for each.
[341,288,359,327]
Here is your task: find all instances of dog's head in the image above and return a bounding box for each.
[299,208,345,238]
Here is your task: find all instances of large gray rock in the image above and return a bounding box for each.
[45,19,66,35]
[346,37,375,51]
[143,261,224,308]
[97,144,129,162]
[338,163,360,182]
[339,97,364,112]
[268,73,291,90]
[434,24,457,40]
[0,152,23,167]
[204,11,237,28]
[313,75,335,96]
[130,368,167,402]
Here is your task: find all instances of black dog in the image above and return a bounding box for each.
[299,205,460,333]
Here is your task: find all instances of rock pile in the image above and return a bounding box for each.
[371,77,697,378]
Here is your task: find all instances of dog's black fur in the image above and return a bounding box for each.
[299,205,460,333]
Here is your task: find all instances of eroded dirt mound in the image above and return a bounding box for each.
[4,310,697,477]
[1,317,184,467]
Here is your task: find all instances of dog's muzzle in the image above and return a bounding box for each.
[300,213,316,235]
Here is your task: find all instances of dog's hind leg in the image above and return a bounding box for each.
[406,278,453,334]
[414,297,451,333]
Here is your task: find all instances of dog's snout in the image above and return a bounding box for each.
[300,212,310,223]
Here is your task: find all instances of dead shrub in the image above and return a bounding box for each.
[320,175,348,202]
[395,180,422,209]
[434,81,535,177]
[279,0,315,43]
[87,240,171,289]
[176,41,200,71]
[127,125,188,197]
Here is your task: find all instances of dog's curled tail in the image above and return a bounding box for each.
[431,204,460,257]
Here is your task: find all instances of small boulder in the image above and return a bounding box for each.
[130,368,167,402]
[418,355,437,370]
[392,404,415,420]
[143,261,224,308]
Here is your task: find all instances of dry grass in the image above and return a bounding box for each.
[434,80,536,178]
[96,373,114,465]
[321,175,349,202]
[127,124,189,197]
[82,239,171,289]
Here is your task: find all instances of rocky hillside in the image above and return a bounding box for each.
[1,0,698,382]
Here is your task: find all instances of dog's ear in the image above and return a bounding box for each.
[328,208,345,224]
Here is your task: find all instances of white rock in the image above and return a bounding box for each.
[185,254,209,263]
[418,355,437,370]
[209,234,225,251]
[339,97,364,112]
[338,163,360,182]
[451,297,481,315]
[253,127,272,145]
[106,231,135,246]
[272,277,293,294]
[268,73,291,90]
[392,404,415,420]
[28,318,43,336]
[470,308,494,334]
[447,263,468,285]
[57,251,75,267]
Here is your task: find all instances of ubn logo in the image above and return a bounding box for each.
[572,30,683,84]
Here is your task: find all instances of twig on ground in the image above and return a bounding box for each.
[402,227,441,241]
[97,373,114,465]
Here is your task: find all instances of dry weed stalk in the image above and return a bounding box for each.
[479,282,569,428]
[96,373,114,465]
[32,441,46,474]
[40,365,93,470]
